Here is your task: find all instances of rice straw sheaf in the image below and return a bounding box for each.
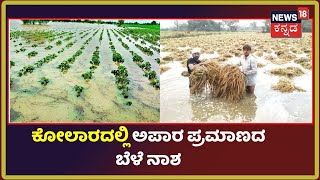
[272,78,305,93]
[189,61,246,102]
[160,66,170,74]
[204,61,220,85]
[213,65,246,101]
[190,65,209,95]
[270,67,304,77]
[294,57,312,70]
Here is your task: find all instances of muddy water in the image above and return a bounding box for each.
[10,21,159,122]
[160,54,312,123]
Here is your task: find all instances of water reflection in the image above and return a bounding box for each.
[190,94,257,122]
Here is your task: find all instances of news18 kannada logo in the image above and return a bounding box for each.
[271,7,309,38]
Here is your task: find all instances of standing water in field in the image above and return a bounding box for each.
[10,20,160,122]
[160,31,312,123]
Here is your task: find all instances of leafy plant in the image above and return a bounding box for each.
[155,58,160,64]
[66,42,74,48]
[20,47,27,52]
[81,70,94,81]
[44,45,53,50]
[18,65,34,76]
[112,52,124,64]
[10,61,15,68]
[34,53,58,68]
[27,51,38,58]
[74,85,84,97]
[67,57,76,64]
[90,48,100,66]
[39,77,49,86]
[55,40,62,46]
[10,78,13,87]
[147,70,157,80]
[150,79,160,89]
[125,101,132,106]
[57,61,71,72]
[135,44,153,56]
[121,42,129,50]
[139,62,152,72]
[32,44,38,47]
[74,50,82,57]
[58,48,65,54]
[111,65,130,99]
[132,53,144,64]
[63,36,73,41]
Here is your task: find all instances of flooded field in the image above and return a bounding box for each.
[160,32,312,123]
[10,20,160,122]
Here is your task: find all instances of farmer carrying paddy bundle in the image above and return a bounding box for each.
[187,48,202,88]
[188,44,257,102]
[238,45,258,94]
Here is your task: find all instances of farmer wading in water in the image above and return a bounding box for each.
[239,45,258,94]
[187,48,202,88]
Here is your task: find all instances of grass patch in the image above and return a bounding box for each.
[122,24,160,30]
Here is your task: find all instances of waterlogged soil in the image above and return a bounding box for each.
[160,32,312,123]
[10,21,160,122]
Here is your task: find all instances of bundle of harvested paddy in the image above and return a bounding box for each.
[266,49,273,54]
[160,66,170,74]
[270,67,304,77]
[217,57,228,62]
[255,51,264,57]
[268,58,288,65]
[223,53,233,58]
[181,70,189,77]
[294,57,312,70]
[272,78,305,93]
[212,65,246,101]
[190,65,209,95]
[162,56,174,61]
[278,53,297,61]
[265,55,276,61]
[173,51,187,61]
[257,63,266,68]
[276,50,285,56]
[189,61,246,101]
[160,59,169,65]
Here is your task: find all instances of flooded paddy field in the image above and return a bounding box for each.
[160,31,312,123]
[10,20,160,122]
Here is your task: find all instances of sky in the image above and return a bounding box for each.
[160,20,265,29]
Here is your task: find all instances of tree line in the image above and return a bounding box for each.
[167,20,312,32]
[21,20,159,26]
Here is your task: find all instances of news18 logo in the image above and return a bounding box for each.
[270,8,308,38]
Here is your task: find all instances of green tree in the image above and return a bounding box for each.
[117,20,125,27]
[187,20,222,31]
[223,20,239,32]
[302,20,312,32]
[262,20,271,33]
